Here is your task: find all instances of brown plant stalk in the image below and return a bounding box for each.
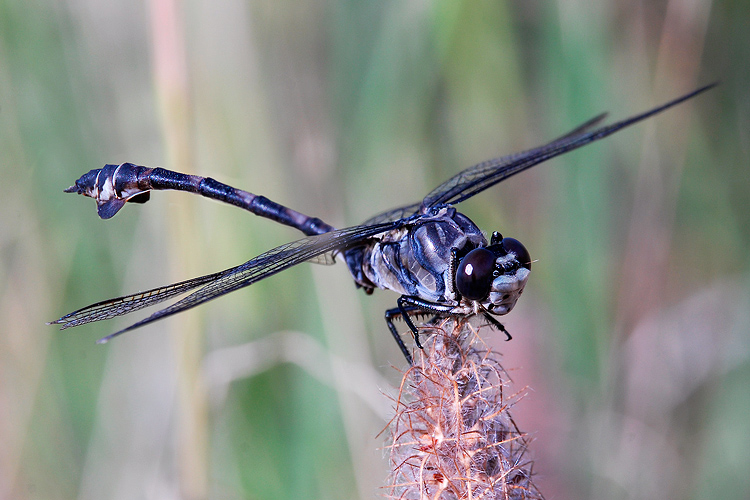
[385,318,543,500]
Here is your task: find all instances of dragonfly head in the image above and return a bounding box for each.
[455,232,531,315]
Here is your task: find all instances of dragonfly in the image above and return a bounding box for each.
[50,84,714,364]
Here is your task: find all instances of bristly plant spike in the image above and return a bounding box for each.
[385,318,543,500]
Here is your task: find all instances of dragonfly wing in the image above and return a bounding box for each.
[549,112,608,142]
[306,252,337,265]
[49,272,225,329]
[51,221,400,341]
[422,83,716,208]
[354,115,612,224]
[359,202,422,226]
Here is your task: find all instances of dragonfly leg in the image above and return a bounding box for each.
[384,306,417,364]
[482,312,512,340]
[385,296,458,360]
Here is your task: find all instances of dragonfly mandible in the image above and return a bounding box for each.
[50,84,715,364]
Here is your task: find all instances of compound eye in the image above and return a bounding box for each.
[502,237,531,270]
[456,247,496,301]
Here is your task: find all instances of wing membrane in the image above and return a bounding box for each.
[351,114,611,226]
[422,84,716,208]
[359,202,422,226]
[50,221,399,341]
[50,272,226,329]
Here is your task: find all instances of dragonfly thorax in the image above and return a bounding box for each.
[347,206,483,302]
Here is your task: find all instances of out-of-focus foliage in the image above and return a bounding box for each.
[1,0,747,499]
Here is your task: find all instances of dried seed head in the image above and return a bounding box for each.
[385,318,543,500]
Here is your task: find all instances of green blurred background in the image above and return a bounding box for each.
[1,0,748,499]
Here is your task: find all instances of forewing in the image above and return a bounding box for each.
[50,221,399,341]
[350,115,609,224]
[422,84,716,208]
